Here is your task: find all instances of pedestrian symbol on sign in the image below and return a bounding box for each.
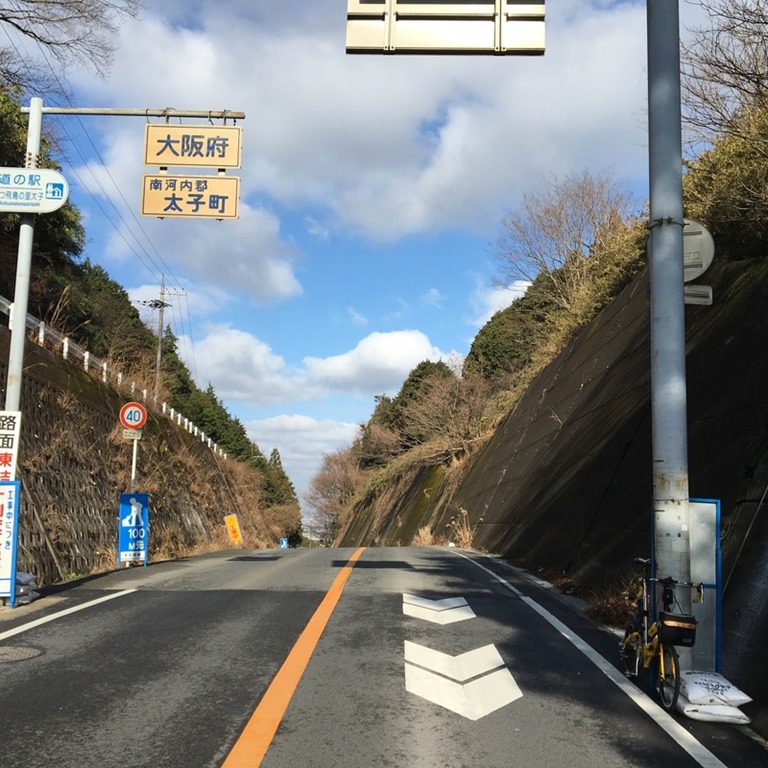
[122,496,145,527]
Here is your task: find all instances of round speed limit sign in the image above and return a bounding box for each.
[119,401,147,430]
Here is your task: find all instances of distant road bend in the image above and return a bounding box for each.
[0,547,764,767]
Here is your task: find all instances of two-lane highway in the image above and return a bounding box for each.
[0,547,764,767]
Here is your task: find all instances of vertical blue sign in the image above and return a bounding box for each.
[0,481,20,607]
[118,493,149,566]
[279,537,289,549]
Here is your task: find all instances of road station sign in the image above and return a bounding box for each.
[141,174,239,219]
[346,0,545,55]
[144,124,242,169]
[120,401,147,430]
[0,167,68,213]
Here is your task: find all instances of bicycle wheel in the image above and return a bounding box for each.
[656,643,680,711]
[620,629,641,678]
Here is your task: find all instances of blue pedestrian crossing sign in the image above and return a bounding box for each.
[118,493,149,566]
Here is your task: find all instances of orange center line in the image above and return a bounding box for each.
[222,546,366,767]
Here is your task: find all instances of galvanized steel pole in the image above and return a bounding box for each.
[4,97,43,415]
[647,1,691,603]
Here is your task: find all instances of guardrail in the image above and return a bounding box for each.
[0,295,227,458]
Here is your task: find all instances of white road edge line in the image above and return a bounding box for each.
[0,589,138,642]
[455,552,729,768]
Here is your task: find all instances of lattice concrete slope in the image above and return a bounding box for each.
[0,327,269,586]
[340,257,768,735]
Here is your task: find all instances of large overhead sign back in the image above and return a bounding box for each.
[346,0,545,55]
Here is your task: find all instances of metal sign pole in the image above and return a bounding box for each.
[4,97,43,414]
[130,439,138,494]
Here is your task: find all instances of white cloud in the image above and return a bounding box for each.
[70,2,653,246]
[248,414,360,502]
[421,288,446,309]
[180,325,451,405]
[469,279,531,328]
[347,307,368,326]
[178,325,299,404]
[304,330,448,392]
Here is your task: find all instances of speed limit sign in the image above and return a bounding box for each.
[119,401,147,430]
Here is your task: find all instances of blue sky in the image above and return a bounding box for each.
[17,1,708,506]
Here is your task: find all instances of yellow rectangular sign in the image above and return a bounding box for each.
[144,124,242,168]
[224,514,244,546]
[141,174,239,219]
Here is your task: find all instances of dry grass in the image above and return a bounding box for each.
[516,562,638,628]
[447,507,483,549]
[411,526,435,546]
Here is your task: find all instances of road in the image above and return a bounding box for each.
[0,547,764,768]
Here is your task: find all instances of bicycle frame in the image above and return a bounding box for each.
[621,558,701,711]
[633,575,661,669]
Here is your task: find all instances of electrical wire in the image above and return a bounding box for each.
[0,22,201,372]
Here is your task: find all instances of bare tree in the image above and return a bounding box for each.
[682,0,768,153]
[303,446,366,544]
[0,1,141,89]
[400,373,492,452]
[493,170,636,315]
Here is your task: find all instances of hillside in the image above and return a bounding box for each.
[0,326,290,587]
[339,257,768,736]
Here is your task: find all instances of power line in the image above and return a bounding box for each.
[1,24,202,371]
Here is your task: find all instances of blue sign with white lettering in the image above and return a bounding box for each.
[0,481,21,607]
[118,493,149,566]
[279,537,289,549]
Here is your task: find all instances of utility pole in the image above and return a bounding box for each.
[647,1,691,609]
[139,276,171,401]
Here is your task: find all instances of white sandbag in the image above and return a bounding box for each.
[680,671,752,707]
[676,693,751,724]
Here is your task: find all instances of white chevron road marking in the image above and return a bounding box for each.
[402,593,476,624]
[404,641,523,720]
[404,640,504,681]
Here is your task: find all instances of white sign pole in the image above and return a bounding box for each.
[130,439,138,494]
[4,97,43,414]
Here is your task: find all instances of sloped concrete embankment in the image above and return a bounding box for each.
[341,259,768,735]
[0,328,269,587]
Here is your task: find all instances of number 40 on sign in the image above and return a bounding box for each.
[120,402,147,430]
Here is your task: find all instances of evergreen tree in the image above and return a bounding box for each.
[0,90,86,316]
[267,448,299,506]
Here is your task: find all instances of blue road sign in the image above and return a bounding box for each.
[118,493,149,566]
[0,481,21,607]
[279,537,289,549]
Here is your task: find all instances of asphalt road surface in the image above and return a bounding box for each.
[0,547,764,768]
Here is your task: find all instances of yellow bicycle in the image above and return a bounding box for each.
[620,557,702,711]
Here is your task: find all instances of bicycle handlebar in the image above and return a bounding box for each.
[653,575,703,602]
[631,559,703,604]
